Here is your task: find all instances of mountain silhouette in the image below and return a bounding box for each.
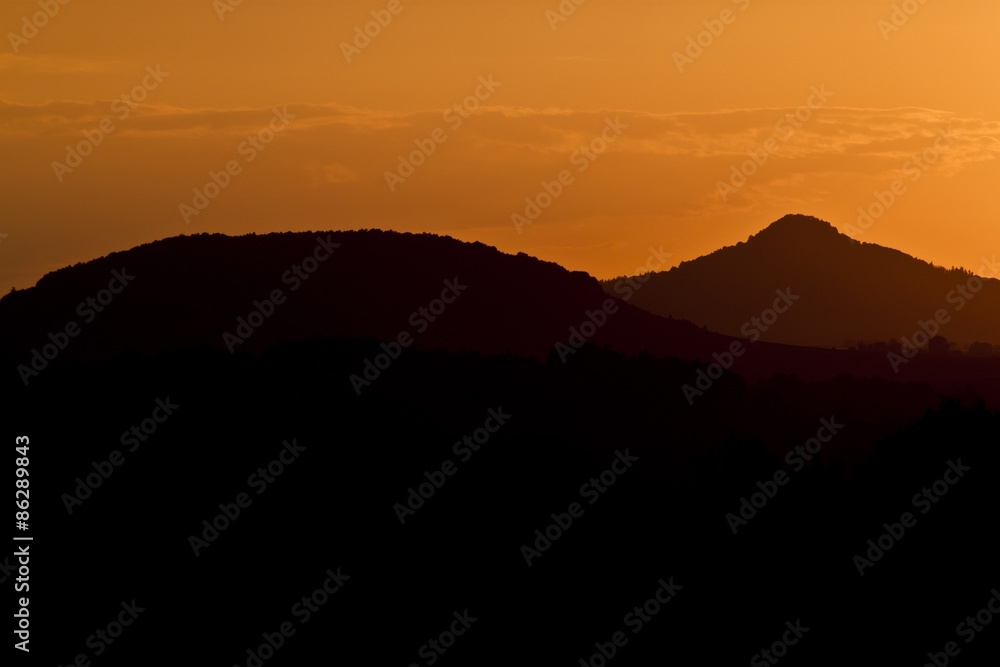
[0,230,735,376]
[604,214,1000,349]
[7,226,1000,397]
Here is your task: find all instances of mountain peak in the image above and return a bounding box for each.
[742,214,847,250]
[757,214,839,238]
[608,212,1000,349]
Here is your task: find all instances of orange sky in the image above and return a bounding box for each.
[2,0,1000,289]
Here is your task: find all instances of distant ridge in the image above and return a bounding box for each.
[602,214,1000,348]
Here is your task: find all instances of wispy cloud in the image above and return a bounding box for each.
[0,53,120,74]
[2,99,999,289]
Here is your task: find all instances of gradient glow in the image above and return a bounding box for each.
[2,0,999,289]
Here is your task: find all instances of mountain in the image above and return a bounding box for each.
[0,230,733,377]
[602,214,1000,349]
[7,226,1000,400]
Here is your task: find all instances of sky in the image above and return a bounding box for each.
[2,0,1000,289]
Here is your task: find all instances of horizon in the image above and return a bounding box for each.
[9,209,1000,354]
[11,213,997,290]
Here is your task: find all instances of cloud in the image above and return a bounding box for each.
[0,53,120,74]
[4,100,998,197]
[8,97,996,164]
[2,98,999,289]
